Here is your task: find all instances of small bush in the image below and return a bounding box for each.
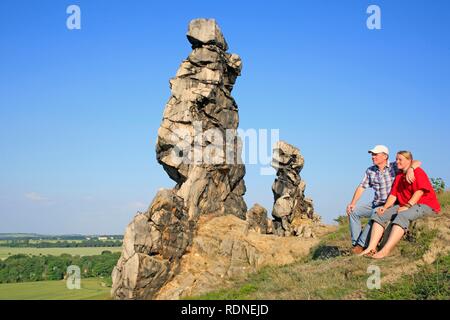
[334,215,348,225]
[431,178,445,194]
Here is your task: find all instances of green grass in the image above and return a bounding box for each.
[438,190,450,208]
[399,227,437,259]
[189,283,259,300]
[0,278,111,300]
[185,269,266,300]
[0,247,122,260]
[367,254,450,300]
[187,255,397,300]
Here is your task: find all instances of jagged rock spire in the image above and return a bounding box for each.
[156,18,247,219]
[112,18,247,300]
[271,141,320,236]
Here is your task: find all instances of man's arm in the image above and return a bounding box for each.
[405,160,422,184]
[346,186,365,215]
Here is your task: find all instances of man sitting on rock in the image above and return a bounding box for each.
[346,145,421,254]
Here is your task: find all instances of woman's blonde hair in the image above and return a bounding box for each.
[397,150,413,161]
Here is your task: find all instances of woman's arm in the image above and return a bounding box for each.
[397,190,424,213]
[377,194,397,215]
[407,190,424,207]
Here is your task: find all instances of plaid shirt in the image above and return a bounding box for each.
[360,161,399,207]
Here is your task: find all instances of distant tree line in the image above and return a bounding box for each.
[0,239,122,248]
[0,235,124,241]
[0,251,120,283]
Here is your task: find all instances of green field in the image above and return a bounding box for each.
[0,247,122,260]
[0,278,111,300]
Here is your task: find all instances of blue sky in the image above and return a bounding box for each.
[1,0,449,234]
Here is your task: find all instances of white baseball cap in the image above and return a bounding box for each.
[368,145,389,155]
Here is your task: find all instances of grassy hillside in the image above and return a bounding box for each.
[187,191,450,300]
[0,278,111,300]
[367,254,449,299]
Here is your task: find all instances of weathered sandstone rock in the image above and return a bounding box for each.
[271,141,321,236]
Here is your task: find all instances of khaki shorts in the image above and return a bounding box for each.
[370,204,435,230]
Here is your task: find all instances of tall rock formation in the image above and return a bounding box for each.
[156,18,247,220]
[271,141,320,236]
[112,18,246,300]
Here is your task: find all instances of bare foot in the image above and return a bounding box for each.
[358,248,374,256]
[372,250,389,259]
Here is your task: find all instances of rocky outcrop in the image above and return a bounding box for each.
[271,141,321,237]
[246,204,269,234]
[154,214,333,299]
[112,19,325,300]
[156,18,247,220]
[112,18,247,300]
[111,190,193,299]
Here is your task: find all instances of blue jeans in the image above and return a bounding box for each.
[349,203,380,247]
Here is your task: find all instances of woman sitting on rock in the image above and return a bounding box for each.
[359,150,441,259]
